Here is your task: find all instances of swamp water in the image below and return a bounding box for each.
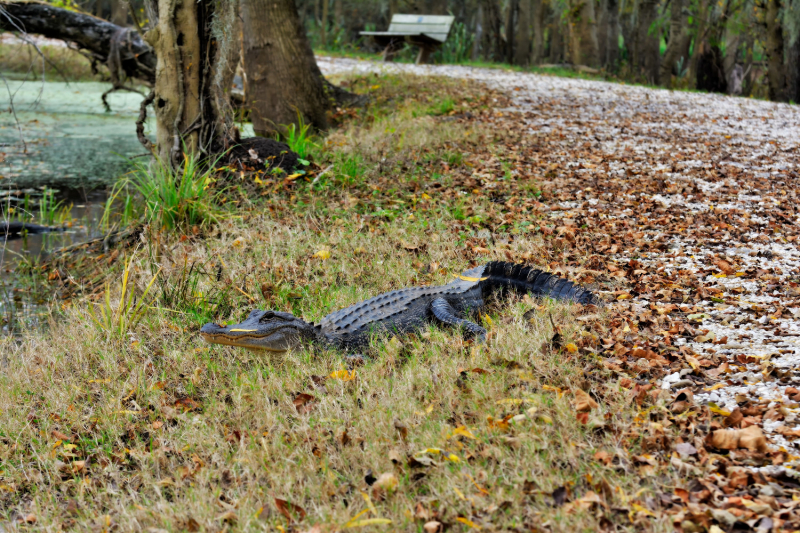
[1,80,152,331]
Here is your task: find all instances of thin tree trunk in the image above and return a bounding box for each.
[659,0,684,85]
[635,0,659,82]
[531,0,544,63]
[516,0,532,65]
[605,0,620,69]
[722,25,740,93]
[506,0,519,64]
[481,0,506,61]
[597,0,609,65]
[473,4,484,60]
[333,0,342,32]
[619,0,636,66]
[320,0,329,47]
[788,35,800,103]
[687,0,708,87]
[742,31,755,96]
[549,9,565,62]
[110,0,127,26]
[765,0,785,101]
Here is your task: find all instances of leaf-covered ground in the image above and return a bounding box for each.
[1,61,799,532]
[319,57,800,530]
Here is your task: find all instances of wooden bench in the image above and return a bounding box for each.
[360,14,455,64]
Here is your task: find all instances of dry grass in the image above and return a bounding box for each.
[0,41,100,81]
[0,75,674,532]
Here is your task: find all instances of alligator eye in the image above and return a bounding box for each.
[259,311,275,322]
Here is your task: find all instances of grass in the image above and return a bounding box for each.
[0,73,672,531]
[107,152,225,231]
[0,41,99,82]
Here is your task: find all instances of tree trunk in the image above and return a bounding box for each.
[567,0,600,67]
[110,0,127,26]
[722,25,740,94]
[604,0,620,70]
[145,0,230,162]
[597,0,608,65]
[516,0,532,65]
[320,0,329,47]
[506,0,519,64]
[531,0,544,63]
[481,0,506,62]
[242,0,355,135]
[549,9,566,63]
[0,2,155,82]
[473,4,484,60]
[765,0,786,101]
[788,35,800,103]
[659,0,684,85]
[333,0,342,31]
[619,0,636,67]
[635,0,659,82]
[687,0,709,87]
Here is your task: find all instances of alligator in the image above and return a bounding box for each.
[200,261,600,353]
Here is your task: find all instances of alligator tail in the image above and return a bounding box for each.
[481,261,600,305]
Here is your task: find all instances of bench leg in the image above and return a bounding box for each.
[415,45,434,65]
[382,46,398,62]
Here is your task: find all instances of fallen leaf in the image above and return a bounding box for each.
[274,498,306,523]
[573,389,599,412]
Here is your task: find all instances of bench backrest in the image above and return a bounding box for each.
[387,14,455,42]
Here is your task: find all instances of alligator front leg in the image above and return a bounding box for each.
[430,298,487,344]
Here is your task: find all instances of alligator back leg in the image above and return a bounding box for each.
[430,297,487,343]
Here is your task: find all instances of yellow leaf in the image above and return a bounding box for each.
[704,383,727,391]
[343,509,369,526]
[419,448,443,455]
[421,193,432,200]
[314,249,331,260]
[617,293,631,300]
[285,173,303,181]
[360,491,378,516]
[708,402,731,417]
[483,314,493,326]
[565,343,578,353]
[345,518,392,528]
[445,453,460,462]
[330,369,357,381]
[496,398,528,406]
[450,426,476,439]
[456,517,481,529]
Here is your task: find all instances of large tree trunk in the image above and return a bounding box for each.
[144,0,234,163]
[242,0,355,135]
[635,0,659,82]
[659,0,685,85]
[567,0,600,67]
[765,0,786,101]
[531,0,544,64]
[0,1,155,82]
[516,0,532,65]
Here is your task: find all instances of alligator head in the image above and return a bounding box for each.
[200,310,317,352]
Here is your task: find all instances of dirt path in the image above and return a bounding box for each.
[322,55,800,513]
